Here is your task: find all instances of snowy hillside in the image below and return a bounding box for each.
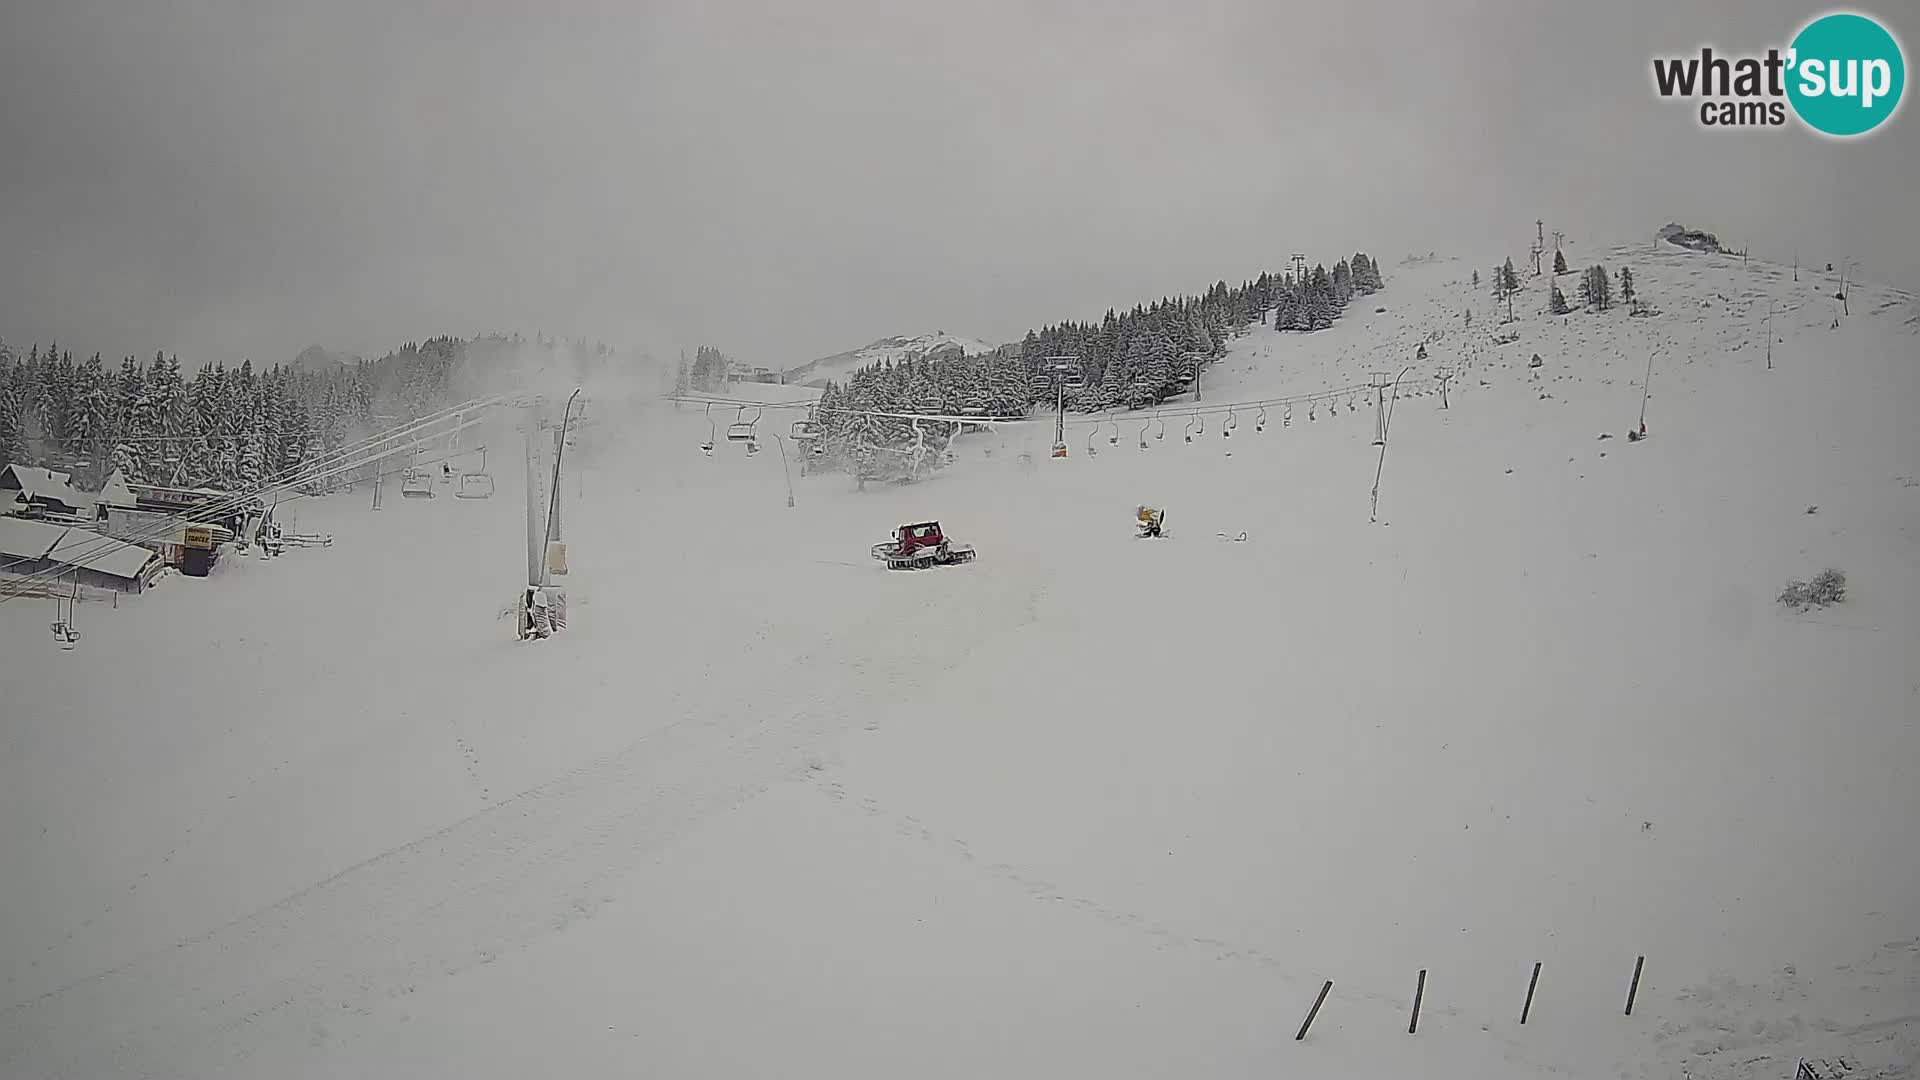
[2,242,1916,1080]
[783,330,999,388]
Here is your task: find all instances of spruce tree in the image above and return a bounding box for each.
[1587,265,1612,311]
[1502,258,1520,294]
[1553,248,1569,275]
[1618,265,1636,310]
[1549,282,1570,315]
[74,354,113,483]
[1472,269,1481,290]
[0,357,26,470]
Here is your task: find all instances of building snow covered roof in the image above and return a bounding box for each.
[0,514,64,560]
[97,469,139,509]
[0,464,94,513]
[0,515,159,582]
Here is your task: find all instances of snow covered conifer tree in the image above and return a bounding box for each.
[1308,264,1336,330]
[1618,265,1636,311]
[1502,258,1520,294]
[1472,269,1481,290]
[1549,282,1570,315]
[0,358,27,470]
[1553,248,1568,275]
[1586,265,1612,311]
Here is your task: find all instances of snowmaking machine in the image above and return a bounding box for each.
[871,521,976,571]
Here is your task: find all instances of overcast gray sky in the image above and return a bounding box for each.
[1,1,1914,369]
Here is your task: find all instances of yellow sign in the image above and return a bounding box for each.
[545,541,569,575]
[183,525,214,549]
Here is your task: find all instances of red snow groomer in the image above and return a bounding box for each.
[871,521,976,571]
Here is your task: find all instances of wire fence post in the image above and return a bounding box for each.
[1521,961,1542,1024]
[1295,981,1333,1041]
[1408,969,1427,1033]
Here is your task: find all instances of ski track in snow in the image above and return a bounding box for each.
[0,566,1058,1076]
[805,773,1595,1078]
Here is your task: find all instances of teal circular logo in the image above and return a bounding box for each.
[1787,12,1905,136]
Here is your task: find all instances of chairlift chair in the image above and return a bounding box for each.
[401,468,435,498]
[1108,420,1120,446]
[725,406,760,443]
[456,447,495,499]
[48,577,79,649]
[699,404,716,455]
[1223,408,1238,438]
[1256,405,1268,432]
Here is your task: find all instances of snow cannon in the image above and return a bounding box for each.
[1135,506,1166,538]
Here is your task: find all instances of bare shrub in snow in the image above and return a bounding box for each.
[1778,568,1847,610]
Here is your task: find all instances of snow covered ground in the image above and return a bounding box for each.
[2,245,1916,1079]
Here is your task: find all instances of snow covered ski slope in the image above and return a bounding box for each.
[2,243,1916,1079]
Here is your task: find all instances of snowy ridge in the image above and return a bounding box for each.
[782,330,999,388]
[2,239,1916,1079]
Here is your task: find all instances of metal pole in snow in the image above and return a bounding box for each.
[1295,981,1333,1041]
[1521,962,1542,1024]
[524,412,543,587]
[1638,351,1656,433]
[772,433,795,508]
[1056,376,1065,450]
[541,389,582,586]
[549,424,565,548]
[1625,955,1646,1016]
[1408,969,1427,1033]
[1370,367,1411,523]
